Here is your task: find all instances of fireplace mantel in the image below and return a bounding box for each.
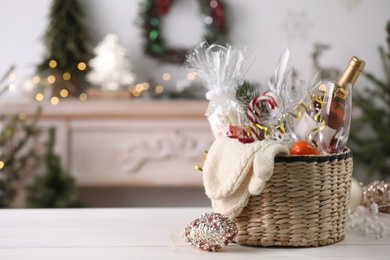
[0,99,212,187]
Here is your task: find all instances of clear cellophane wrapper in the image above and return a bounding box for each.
[184,41,255,138]
[261,46,323,146]
[284,77,318,141]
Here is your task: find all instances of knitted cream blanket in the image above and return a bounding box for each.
[203,137,289,219]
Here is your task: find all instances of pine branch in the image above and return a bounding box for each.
[1,108,42,168]
[0,65,14,84]
[364,71,387,91]
[0,65,15,96]
[0,107,42,207]
[235,81,261,108]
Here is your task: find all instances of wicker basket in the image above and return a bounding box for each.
[234,148,353,247]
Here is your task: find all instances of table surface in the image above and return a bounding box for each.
[0,207,389,260]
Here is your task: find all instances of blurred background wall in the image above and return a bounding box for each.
[1,0,389,100]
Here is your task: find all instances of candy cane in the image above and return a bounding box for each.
[248,96,262,140]
[247,92,279,140]
[262,91,279,108]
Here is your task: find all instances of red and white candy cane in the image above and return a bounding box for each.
[247,92,279,140]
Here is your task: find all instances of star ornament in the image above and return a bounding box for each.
[281,10,311,40]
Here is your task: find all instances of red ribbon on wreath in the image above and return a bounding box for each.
[155,0,170,15]
[211,0,225,30]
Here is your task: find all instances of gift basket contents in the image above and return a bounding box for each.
[181,41,365,251]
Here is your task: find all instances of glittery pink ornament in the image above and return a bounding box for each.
[362,180,390,213]
[182,212,238,252]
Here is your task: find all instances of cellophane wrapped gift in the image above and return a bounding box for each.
[183,41,255,138]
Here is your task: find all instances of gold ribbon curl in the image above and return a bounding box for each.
[287,103,309,120]
[245,123,271,140]
[194,150,208,172]
[287,98,326,148]
[309,91,326,147]
[308,117,326,147]
[274,114,287,134]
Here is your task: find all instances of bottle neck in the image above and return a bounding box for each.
[337,56,365,87]
[334,83,350,100]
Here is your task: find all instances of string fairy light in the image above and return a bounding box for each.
[187,72,196,81]
[135,83,144,92]
[50,97,59,105]
[142,82,149,90]
[49,60,57,68]
[155,85,164,93]
[162,73,171,81]
[8,84,16,92]
[132,89,141,97]
[62,72,71,81]
[78,62,87,71]
[32,76,40,84]
[35,93,44,101]
[8,72,16,92]
[60,89,69,98]
[79,93,88,101]
[8,73,16,81]
[18,113,26,120]
[47,75,56,84]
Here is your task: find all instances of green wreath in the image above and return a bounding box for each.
[140,0,227,64]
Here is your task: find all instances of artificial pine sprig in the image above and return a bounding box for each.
[235,81,261,108]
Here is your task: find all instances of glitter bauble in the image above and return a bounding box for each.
[362,181,390,213]
[182,212,238,252]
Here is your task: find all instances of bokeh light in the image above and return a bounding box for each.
[162,73,171,81]
[49,60,57,68]
[155,85,164,93]
[51,97,59,105]
[78,62,87,71]
[47,75,56,84]
[79,93,88,101]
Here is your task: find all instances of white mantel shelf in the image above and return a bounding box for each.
[0,100,213,188]
[0,207,389,260]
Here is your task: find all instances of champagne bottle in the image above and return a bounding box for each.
[319,56,365,153]
[327,56,365,130]
[312,57,365,115]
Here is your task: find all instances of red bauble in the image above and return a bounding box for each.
[211,1,225,30]
[155,0,170,14]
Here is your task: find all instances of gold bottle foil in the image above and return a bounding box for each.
[337,56,366,87]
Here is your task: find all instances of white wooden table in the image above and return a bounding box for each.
[0,208,389,259]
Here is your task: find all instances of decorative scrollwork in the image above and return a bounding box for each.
[121,130,211,173]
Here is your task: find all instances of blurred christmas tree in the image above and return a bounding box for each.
[86,34,136,91]
[27,127,84,208]
[0,112,42,207]
[0,67,42,207]
[36,0,94,97]
[349,21,390,182]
